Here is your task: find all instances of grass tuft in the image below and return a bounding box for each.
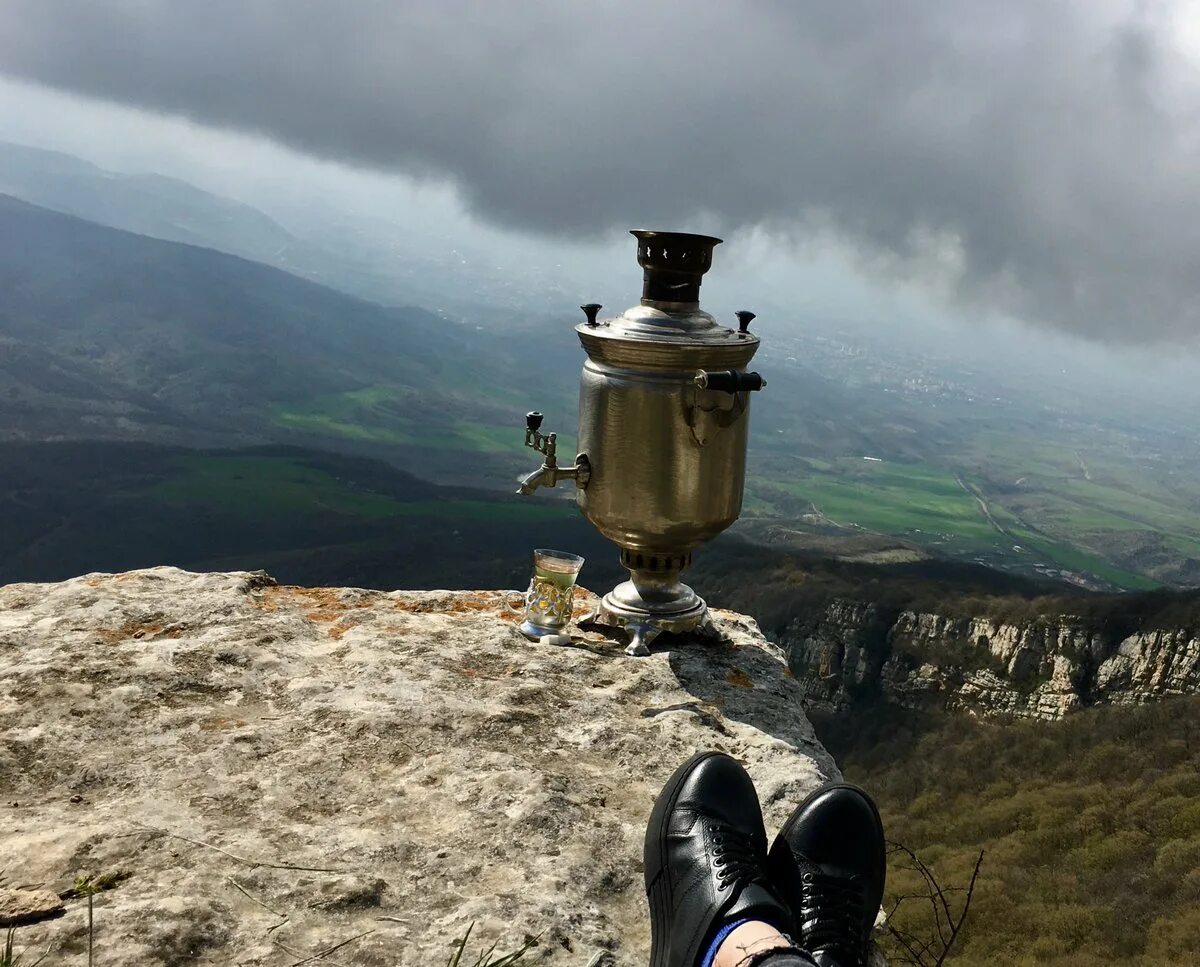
[1,928,49,967]
[446,922,540,967]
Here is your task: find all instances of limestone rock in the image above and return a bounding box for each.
[0,567,838,966]
[781,599,1200,721]
[0,887,65,927]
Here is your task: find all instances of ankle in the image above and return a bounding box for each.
[713,920,794,967]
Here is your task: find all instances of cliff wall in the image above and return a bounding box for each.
[783,599,1200,720]
[1,567,839,967]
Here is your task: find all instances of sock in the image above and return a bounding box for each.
[698,918,751,967]
[752,954,815,967]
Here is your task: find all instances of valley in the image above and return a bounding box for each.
[0,152,1199,967]
[0,441,622,593]
[3,148,1199,594]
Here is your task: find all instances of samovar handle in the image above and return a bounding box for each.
[693,370,766,392]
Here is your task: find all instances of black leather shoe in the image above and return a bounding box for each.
[766,783,885,967]
[644,751,793,967]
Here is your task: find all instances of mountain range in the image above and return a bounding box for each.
[3,140,1200,967]
[4,141,1200,597]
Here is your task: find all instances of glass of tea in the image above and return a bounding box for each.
[509,548,585,639]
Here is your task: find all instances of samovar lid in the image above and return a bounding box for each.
[576,229,760,368]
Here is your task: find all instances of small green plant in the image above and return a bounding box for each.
[446,922,539,967]
[1,927,49,967]
[69,871,132,967]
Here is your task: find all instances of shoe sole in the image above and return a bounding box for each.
[644,750,724,967]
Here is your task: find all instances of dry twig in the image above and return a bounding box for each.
[129,824,348,873]
[883,843,984,967]
[280,929,376,966]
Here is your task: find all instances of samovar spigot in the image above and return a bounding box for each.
[516,411,591,495]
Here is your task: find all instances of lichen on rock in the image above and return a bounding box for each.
[0,567,837,966]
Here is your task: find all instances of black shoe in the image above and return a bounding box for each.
[766,783,885,967]
[644,751,794,967]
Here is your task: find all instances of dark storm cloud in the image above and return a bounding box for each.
[3,0,1199,340]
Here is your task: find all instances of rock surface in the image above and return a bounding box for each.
[0,567,838,966]
[782,599,1200,720]
[0,887,65,927]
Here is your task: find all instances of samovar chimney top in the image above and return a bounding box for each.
[630,230,723,308]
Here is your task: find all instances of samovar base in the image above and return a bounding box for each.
[593,574,725,656]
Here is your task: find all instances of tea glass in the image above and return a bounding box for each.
[509,548,585,639]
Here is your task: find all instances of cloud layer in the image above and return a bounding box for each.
[3,0,1200,340]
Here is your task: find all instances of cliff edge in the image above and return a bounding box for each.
[784,599,1200,720]
[1,567,837,966]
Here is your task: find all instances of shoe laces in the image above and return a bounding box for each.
[710,823,766,893]
[799,869,867,965]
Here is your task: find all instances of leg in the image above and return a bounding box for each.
[713,921,807,967]
[625,621,660,656]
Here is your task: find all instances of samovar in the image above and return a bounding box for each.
[517,230,765,655]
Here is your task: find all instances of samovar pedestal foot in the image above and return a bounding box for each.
[591,569,727,656]
[622,622,660,657]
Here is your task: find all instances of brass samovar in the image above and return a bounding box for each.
[517,230,764,655]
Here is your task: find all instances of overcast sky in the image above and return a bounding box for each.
[3,0,1200,346]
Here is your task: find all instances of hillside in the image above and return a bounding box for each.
[0,193,550,482]
[3,163,1200,590]
[818,699,1200,966]
[0,441,622,592]
[0,141,589,319]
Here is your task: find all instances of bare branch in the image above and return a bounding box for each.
[881,843,985,967]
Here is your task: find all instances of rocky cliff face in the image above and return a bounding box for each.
[0,568,842,967]
[782,599,1200,720]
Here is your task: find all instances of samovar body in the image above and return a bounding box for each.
[576,309,757,556]
[518,231,764,654]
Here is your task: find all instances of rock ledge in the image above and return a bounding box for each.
[1,567,835,966]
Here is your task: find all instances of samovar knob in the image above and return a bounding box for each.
[581,303,603,326]
[735,310,756,333]
[526,411,544,431]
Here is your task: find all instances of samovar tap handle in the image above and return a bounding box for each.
[517,411,589,494]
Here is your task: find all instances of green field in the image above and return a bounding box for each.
[757,460,996,542]
[153,453,568,524]
[271,383,576,457]
[266,380,1200,591]
[749,449,1187,590]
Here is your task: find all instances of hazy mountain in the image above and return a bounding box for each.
[0,141,300,266]
[0,140,595,319]
[0,193,528,464]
